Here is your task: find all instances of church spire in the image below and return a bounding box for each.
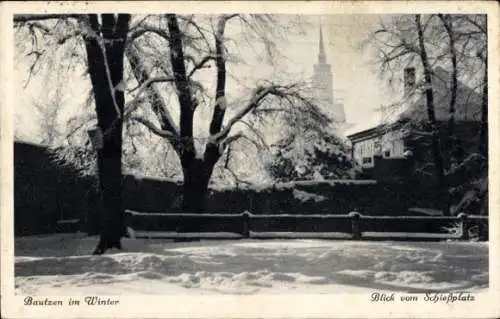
[318,23,326,64]
[312,22,345,124]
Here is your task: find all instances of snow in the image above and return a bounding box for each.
[250,231,352,239]
[216,96,228,110]
[276,179,378,190]
[15,234,488,295]
[361,232,460,239]
[293,189,327,202]
[212,179,378,193]
[408,207,444,216]
[126,210,354,218]
[132,231,244,239]
[126,209,243,217]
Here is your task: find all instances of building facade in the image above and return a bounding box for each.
[349,122,407,168]
[347,67,483,176]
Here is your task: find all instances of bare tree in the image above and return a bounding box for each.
[32,88,64,146]
[80,14,131,254]
[447,15,488,220]
[125,14,326,221]
[435,14,487,164]
[367,14,450,214]
[414,14,450,214]
[15,14,131,254]
[14,13,326,241]
[437,14,459,163]
[366,14,488,216]
[459,15,488,158]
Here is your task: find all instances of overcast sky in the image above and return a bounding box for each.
[14,14,398,143]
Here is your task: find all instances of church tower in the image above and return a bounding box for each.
[312,24,346,123]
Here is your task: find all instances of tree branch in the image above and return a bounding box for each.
[130,116,177,139]
[65,114,98,141]
[23,21,52,34]
[177,15,212,52]
[187,55,214,77]
[438,13,458,161]
[224,132,263,152]
[123,75,175,117]
[166,14,195,141]
[14,14,81,23]
[80,14,122,119]
[126,44,179,136]
[238,119,269,149]
[97,39,121,118]
[462,15,487,34]
[211,84,302,144]
[208,15,232,136]
[128,24,171,43]
[223,146,253,188]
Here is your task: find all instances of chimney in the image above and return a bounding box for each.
[403,67,416,97]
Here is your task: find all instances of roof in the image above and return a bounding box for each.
[347,120,408,143]
[344,117,381,137]
[402,67,482,122]
[347,67,483,140]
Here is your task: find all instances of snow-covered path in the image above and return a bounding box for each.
[15,234,488,295]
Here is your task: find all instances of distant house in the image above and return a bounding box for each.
[347,67,483,181]
[348,120,408,169]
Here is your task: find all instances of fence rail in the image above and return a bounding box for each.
[124,210,488,241]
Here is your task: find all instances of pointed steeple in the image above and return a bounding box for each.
[312,22,345,124]
[318,23,326,64]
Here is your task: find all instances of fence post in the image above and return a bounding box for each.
[478,217,486,241]
[349,211,361,240]
[242,211,250,238]
[458,213,469,240]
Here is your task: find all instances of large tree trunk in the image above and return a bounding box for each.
[166,14,221,232]
[178,141,222,233]
[440,14,461,165]
[177,158,214,233]
[477,48,488,237]
[416,15,450,216]
[182,159,212,214]
[479,55,488,158]
[83,14,130,254]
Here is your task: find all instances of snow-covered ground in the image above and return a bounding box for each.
[15,234,488,295]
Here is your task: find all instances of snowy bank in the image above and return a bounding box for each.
[15,234,488,295]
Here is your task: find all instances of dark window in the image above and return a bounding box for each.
[384,150,391,157]
[362,157,372,164]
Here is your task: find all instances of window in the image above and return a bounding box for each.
[384,150,391,157]
[393,139,404,156]
[374,141,382,155]
[362,157,372,164]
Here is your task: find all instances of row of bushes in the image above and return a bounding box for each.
[124,177,444,217]
[14,141,448,236]
[14,142,97,236]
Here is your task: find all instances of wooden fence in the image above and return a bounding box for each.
[124,210,488,241]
